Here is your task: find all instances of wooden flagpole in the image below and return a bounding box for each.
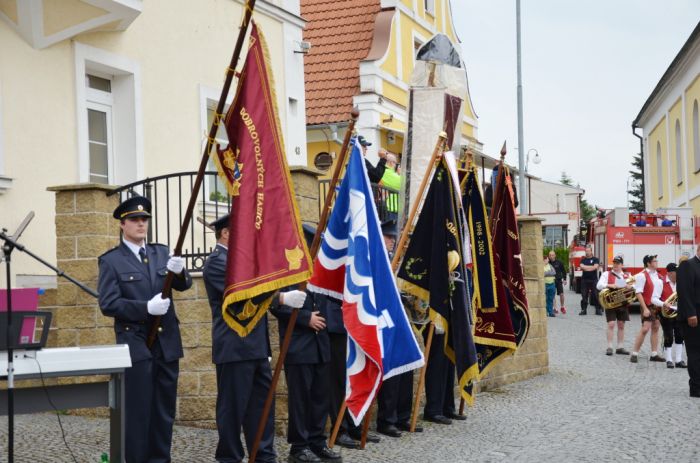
[249,109,359,462]
[410,322,434,432]
[147,0,259,348]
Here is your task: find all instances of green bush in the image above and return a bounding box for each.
[543,247,569,275]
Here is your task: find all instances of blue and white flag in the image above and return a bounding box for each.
[308,141,424,424]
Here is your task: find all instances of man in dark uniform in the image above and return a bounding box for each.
[422,324,463,425]
[678,244,700,397]
[579,244,601,316]
[271,224,341,463]
[202,214,278,463]
[98,195,193,462]
[376,220,420,437]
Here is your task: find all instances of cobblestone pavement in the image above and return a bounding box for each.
[2,288,699,462]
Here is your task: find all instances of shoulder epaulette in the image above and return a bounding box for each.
[98,246,120,259]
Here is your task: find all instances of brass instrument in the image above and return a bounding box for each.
[598,276,637,310]
[661,292,678,319]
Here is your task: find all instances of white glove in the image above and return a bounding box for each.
[281,290,307,308]
[433,319,445,335]
[147,293,170,316]
[167,255,185,274]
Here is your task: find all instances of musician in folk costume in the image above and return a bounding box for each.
[596,255,631,356]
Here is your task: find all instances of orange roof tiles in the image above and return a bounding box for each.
[302,0,381,125]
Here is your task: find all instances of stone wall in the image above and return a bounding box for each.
[35,175,546,430]
[477,216,549,390]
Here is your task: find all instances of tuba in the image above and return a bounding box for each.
[661,292,678,318]
[598,276,637,310]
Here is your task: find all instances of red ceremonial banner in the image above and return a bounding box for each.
[212,22,312,336]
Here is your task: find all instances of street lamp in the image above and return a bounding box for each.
[526,148,541,172]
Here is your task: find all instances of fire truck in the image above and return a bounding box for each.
[589,207,698,276]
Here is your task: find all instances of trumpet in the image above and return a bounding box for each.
[598,276,637,310]
[660,292,678,319]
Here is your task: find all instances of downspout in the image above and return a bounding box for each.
[632,123,645,212]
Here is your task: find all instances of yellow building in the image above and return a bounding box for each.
[0,0,308,284]
[634,21,700,214]
[302,0,480,175]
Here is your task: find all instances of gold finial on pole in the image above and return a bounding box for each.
[500,140,507,164]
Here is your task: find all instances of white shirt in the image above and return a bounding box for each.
[634,269,663,303]
[651,278,676,307]
[122,239,146,261]
[596,270,627,291]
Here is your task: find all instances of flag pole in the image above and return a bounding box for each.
[249,109,359,462]
[410,322,434,432]
[390,132,448,272]
[147,0,259,348]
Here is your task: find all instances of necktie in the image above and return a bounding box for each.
[139,247,151,278]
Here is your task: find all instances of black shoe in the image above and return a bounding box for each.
[445,413,467,421]
[650,355,665,362]
[396,421,423,432]
[289,448,322,463]
[579,310,587,316]
[615,348,630,355]
[595,309,603,316]
[334,433,359,449]
[424,414,452,425]
[311,445,343,461]
[690,391,700,398]
[676,361,688,368]
[667,361,675,369]
[630,354,638,363]
[348,430,380,443]
[377,424,402,438]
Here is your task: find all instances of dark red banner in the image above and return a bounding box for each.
[213,23,312,336]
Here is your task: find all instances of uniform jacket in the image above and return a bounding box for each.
[203,244,272,364]
[678,256,700,321]
[98,241,192,363]
[322,294,345,335]
[271,290,331,365]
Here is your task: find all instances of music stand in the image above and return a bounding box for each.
[1,212,98,463]
[0,311,52,351]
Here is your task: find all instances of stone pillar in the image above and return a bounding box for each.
[45,184,120,348]
[479,216,549,389]
[290,166,323,225]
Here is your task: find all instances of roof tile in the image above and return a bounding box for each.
[301,0,381,125]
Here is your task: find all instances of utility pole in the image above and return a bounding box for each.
[516,0,527,215]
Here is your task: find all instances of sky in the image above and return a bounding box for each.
[450,0,700,208]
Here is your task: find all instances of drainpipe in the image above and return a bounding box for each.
[632,123,645,212]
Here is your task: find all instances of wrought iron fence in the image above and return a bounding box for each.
[109,173,398,273]
[108,171,230,272]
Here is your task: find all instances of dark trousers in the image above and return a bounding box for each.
[682,324,700,395]
[328,332,354,434]
[661,317,684,348]
[285,363,330,453]
[580,279,599,311]
[215,359,276,463]
[422,332,456,417]
[125,342,178,463]
[377,371,414,427]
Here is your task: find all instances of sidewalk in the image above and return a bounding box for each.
[2,288,698,462]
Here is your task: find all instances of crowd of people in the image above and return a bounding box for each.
[541,243,700,400]
[97,136,470,463]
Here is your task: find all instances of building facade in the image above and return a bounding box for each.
[302,0,480,174]
[0,0,307,284]
[633,21,700,215]
[526,177,584,249]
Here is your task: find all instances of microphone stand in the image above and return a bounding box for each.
[1,213,98,463]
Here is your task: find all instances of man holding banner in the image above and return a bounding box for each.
[206,21,314,463]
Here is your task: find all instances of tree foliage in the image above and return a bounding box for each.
[628,152,645,212]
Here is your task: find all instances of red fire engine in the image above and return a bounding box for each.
[568,244,587,293]
[589,207,698,277]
